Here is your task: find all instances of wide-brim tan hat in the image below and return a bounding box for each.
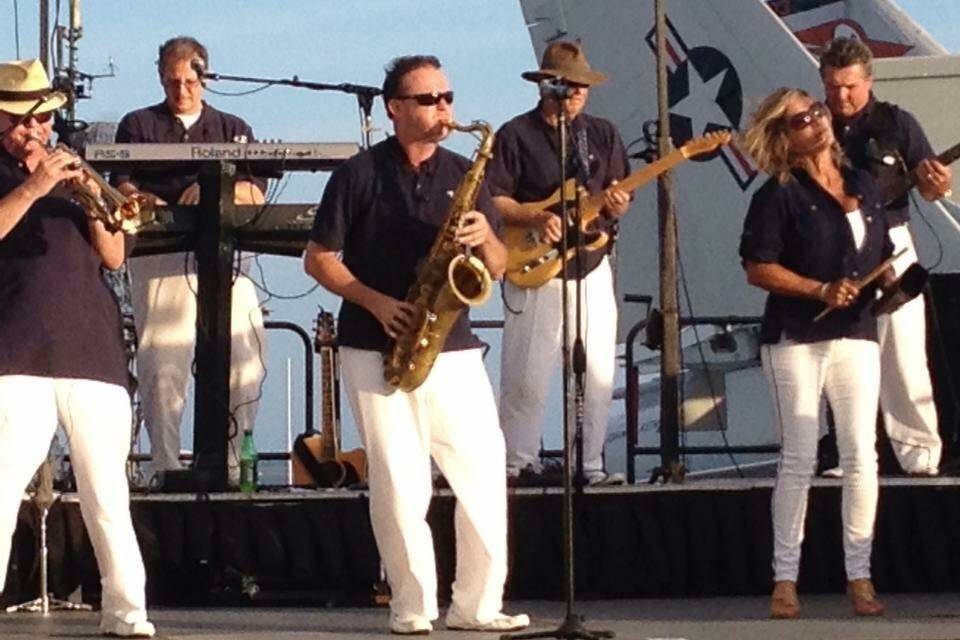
[522,41,608,87]
[0,59,67,115]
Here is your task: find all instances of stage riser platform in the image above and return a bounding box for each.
[3,483,959,606]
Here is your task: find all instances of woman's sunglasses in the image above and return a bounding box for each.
[785,102,829,131]
[394,91,455,107]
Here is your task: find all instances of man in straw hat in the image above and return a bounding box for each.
[487,41,632,486]
[0,59,154,637]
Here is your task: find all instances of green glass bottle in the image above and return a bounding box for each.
[239,429,258,494]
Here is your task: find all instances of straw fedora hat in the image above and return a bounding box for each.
[0,59,67,115]
[522,41,608,87]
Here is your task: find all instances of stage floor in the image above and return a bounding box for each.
[2,595,959,639]
[6,477,960,613]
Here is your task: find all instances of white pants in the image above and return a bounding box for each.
[878,226,941,474]
[130,253,265,480]
[763,339,880,582]
[0,376,148,624]
[500,256,617,474]
[340,347,508,623]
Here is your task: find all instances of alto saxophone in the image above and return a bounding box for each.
[384,120,495,391]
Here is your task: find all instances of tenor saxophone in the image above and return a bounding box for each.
[383,120,495,391]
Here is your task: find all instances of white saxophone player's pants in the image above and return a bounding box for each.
[0,376,149,624]
[499,256,618,474]
[763,339,880,582]
[878,226,941,474]
[130,253,265,482]
[340,347,508,624]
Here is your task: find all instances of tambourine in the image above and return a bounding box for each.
[871,262,928,317]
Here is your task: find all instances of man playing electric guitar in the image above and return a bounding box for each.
[819,37,953,476]
[487,41,631,486]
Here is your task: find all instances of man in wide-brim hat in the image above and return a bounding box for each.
[0,59,156,638]
[0,58,67,117]
[487,41,633,487]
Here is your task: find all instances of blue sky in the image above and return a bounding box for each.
[3,1,959,460]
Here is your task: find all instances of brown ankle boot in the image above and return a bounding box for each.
[770,580,800,619]
[847,578,885,616]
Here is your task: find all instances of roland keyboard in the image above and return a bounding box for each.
[85,142,359,171]
[132,203,319,257]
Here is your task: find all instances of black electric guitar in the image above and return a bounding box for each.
[883,139,960,206]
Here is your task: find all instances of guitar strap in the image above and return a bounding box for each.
[572,124,592,185]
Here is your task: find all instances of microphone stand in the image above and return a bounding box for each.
[202,71,382,149]
[506,85,612,640]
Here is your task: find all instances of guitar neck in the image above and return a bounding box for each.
[580,146,690,224]
[889,141,960,204]
[319,347,337,459]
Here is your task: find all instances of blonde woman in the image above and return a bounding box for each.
[739,88,892,619]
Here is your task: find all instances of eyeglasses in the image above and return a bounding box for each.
[22,111,53,124]
[394,90,454,106]
[784,102,829,131]
[163,78,202,91]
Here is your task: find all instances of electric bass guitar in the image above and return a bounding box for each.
[883,139,960,207]
[292,309,367,487]
[503,131,732,289]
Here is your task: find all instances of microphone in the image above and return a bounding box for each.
[539,77,574,99]
[865,137,899,168]
[190,58,209,82]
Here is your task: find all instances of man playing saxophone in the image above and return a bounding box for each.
[303,55,527,635]
[0,59,154,638]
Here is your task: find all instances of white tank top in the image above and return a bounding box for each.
[845,208,865,252]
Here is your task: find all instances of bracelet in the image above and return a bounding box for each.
[817,282,829,300]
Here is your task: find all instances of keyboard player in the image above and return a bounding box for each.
[111,36,268,487]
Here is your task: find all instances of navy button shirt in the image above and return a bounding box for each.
[833,96,933,226]
[486,105,629,278]
[0,151,130,389]
[310,136,501,353]
[111,101,268,203]
[739,166,892,344]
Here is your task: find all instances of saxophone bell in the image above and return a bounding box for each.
[448,253,492,306]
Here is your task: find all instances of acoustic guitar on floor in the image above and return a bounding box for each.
[292,309,367,488]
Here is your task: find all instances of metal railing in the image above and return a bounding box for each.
[623,303,777,483]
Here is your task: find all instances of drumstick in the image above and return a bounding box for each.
[812,248,907,322]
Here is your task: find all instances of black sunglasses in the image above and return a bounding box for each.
[785,101,829,131]
[395,90,454,106]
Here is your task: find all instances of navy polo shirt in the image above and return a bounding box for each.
[739,166,892,344]
[0,150,130,389]
[486,105,629,278]
[833,96,933,226]
[111,101,268,203]
[310,136,501,353]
